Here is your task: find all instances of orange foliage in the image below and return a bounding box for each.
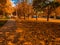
[4,0,14,14]
[0,0,14,14]
[55,0,60,3]
[17,2,34,16]
[55,6,60,16]
[50,6,60,16]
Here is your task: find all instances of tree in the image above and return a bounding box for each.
[0,4,3,15]
[16,2,34,19]
[33,0,46,11]
[51,2,60,19]
[33,0,60,21]
[46,1,60,21]
[0,0,6,5]
[0,0,6,15]
[5,0,14,16]
[33,0,50,21]
[0,0,14,17]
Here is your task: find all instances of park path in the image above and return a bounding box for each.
[0,20,17,32]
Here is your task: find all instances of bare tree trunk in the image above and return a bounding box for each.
[36,14,38,20]
[54,15,56,19]
[24,14,25,20]
[16,9,18,19]
[47,6,51,21]
[54,12,56,19]
[36,11,38,20]
[28,14,30,19]
[3,11,5,16]
[47,14,50,21]
[3,11,5,18]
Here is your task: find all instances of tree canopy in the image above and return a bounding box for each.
[16,2,34,18]
[0,0,14,15]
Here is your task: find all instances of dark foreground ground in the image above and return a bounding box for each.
[0,20,60,45]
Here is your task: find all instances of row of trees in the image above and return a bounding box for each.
[0,0,60,21]
[0,0,34,19]
[16,2,34,19]
[33,0,60,21]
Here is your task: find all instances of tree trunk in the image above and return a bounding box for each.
[3,12,5,18]
[3,11,5,16]
[54,12,56,19]
[36,11,37,21]
[36,14,38,20]
[16,9,18,18]
[47,14,50,21]
[24,14,25,20]
[28,15,29,19]
[47,6,51,21]
[54,15,56,19]
[47,9,50,21]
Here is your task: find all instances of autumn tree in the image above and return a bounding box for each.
[45,1,60,21]
[0,0,6,15]
[51,2,60,19]
[4,0,14,16]
[16,2,34,19]
[0,0,6,5]
[0,0,14,18]
[0,4,3,15]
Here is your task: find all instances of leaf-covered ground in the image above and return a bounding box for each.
[0,20,60,45]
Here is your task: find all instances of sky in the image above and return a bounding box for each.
[11,0,33,7]
[11,0,54,7]
[11,0,18,7]
[11,0,18,4]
